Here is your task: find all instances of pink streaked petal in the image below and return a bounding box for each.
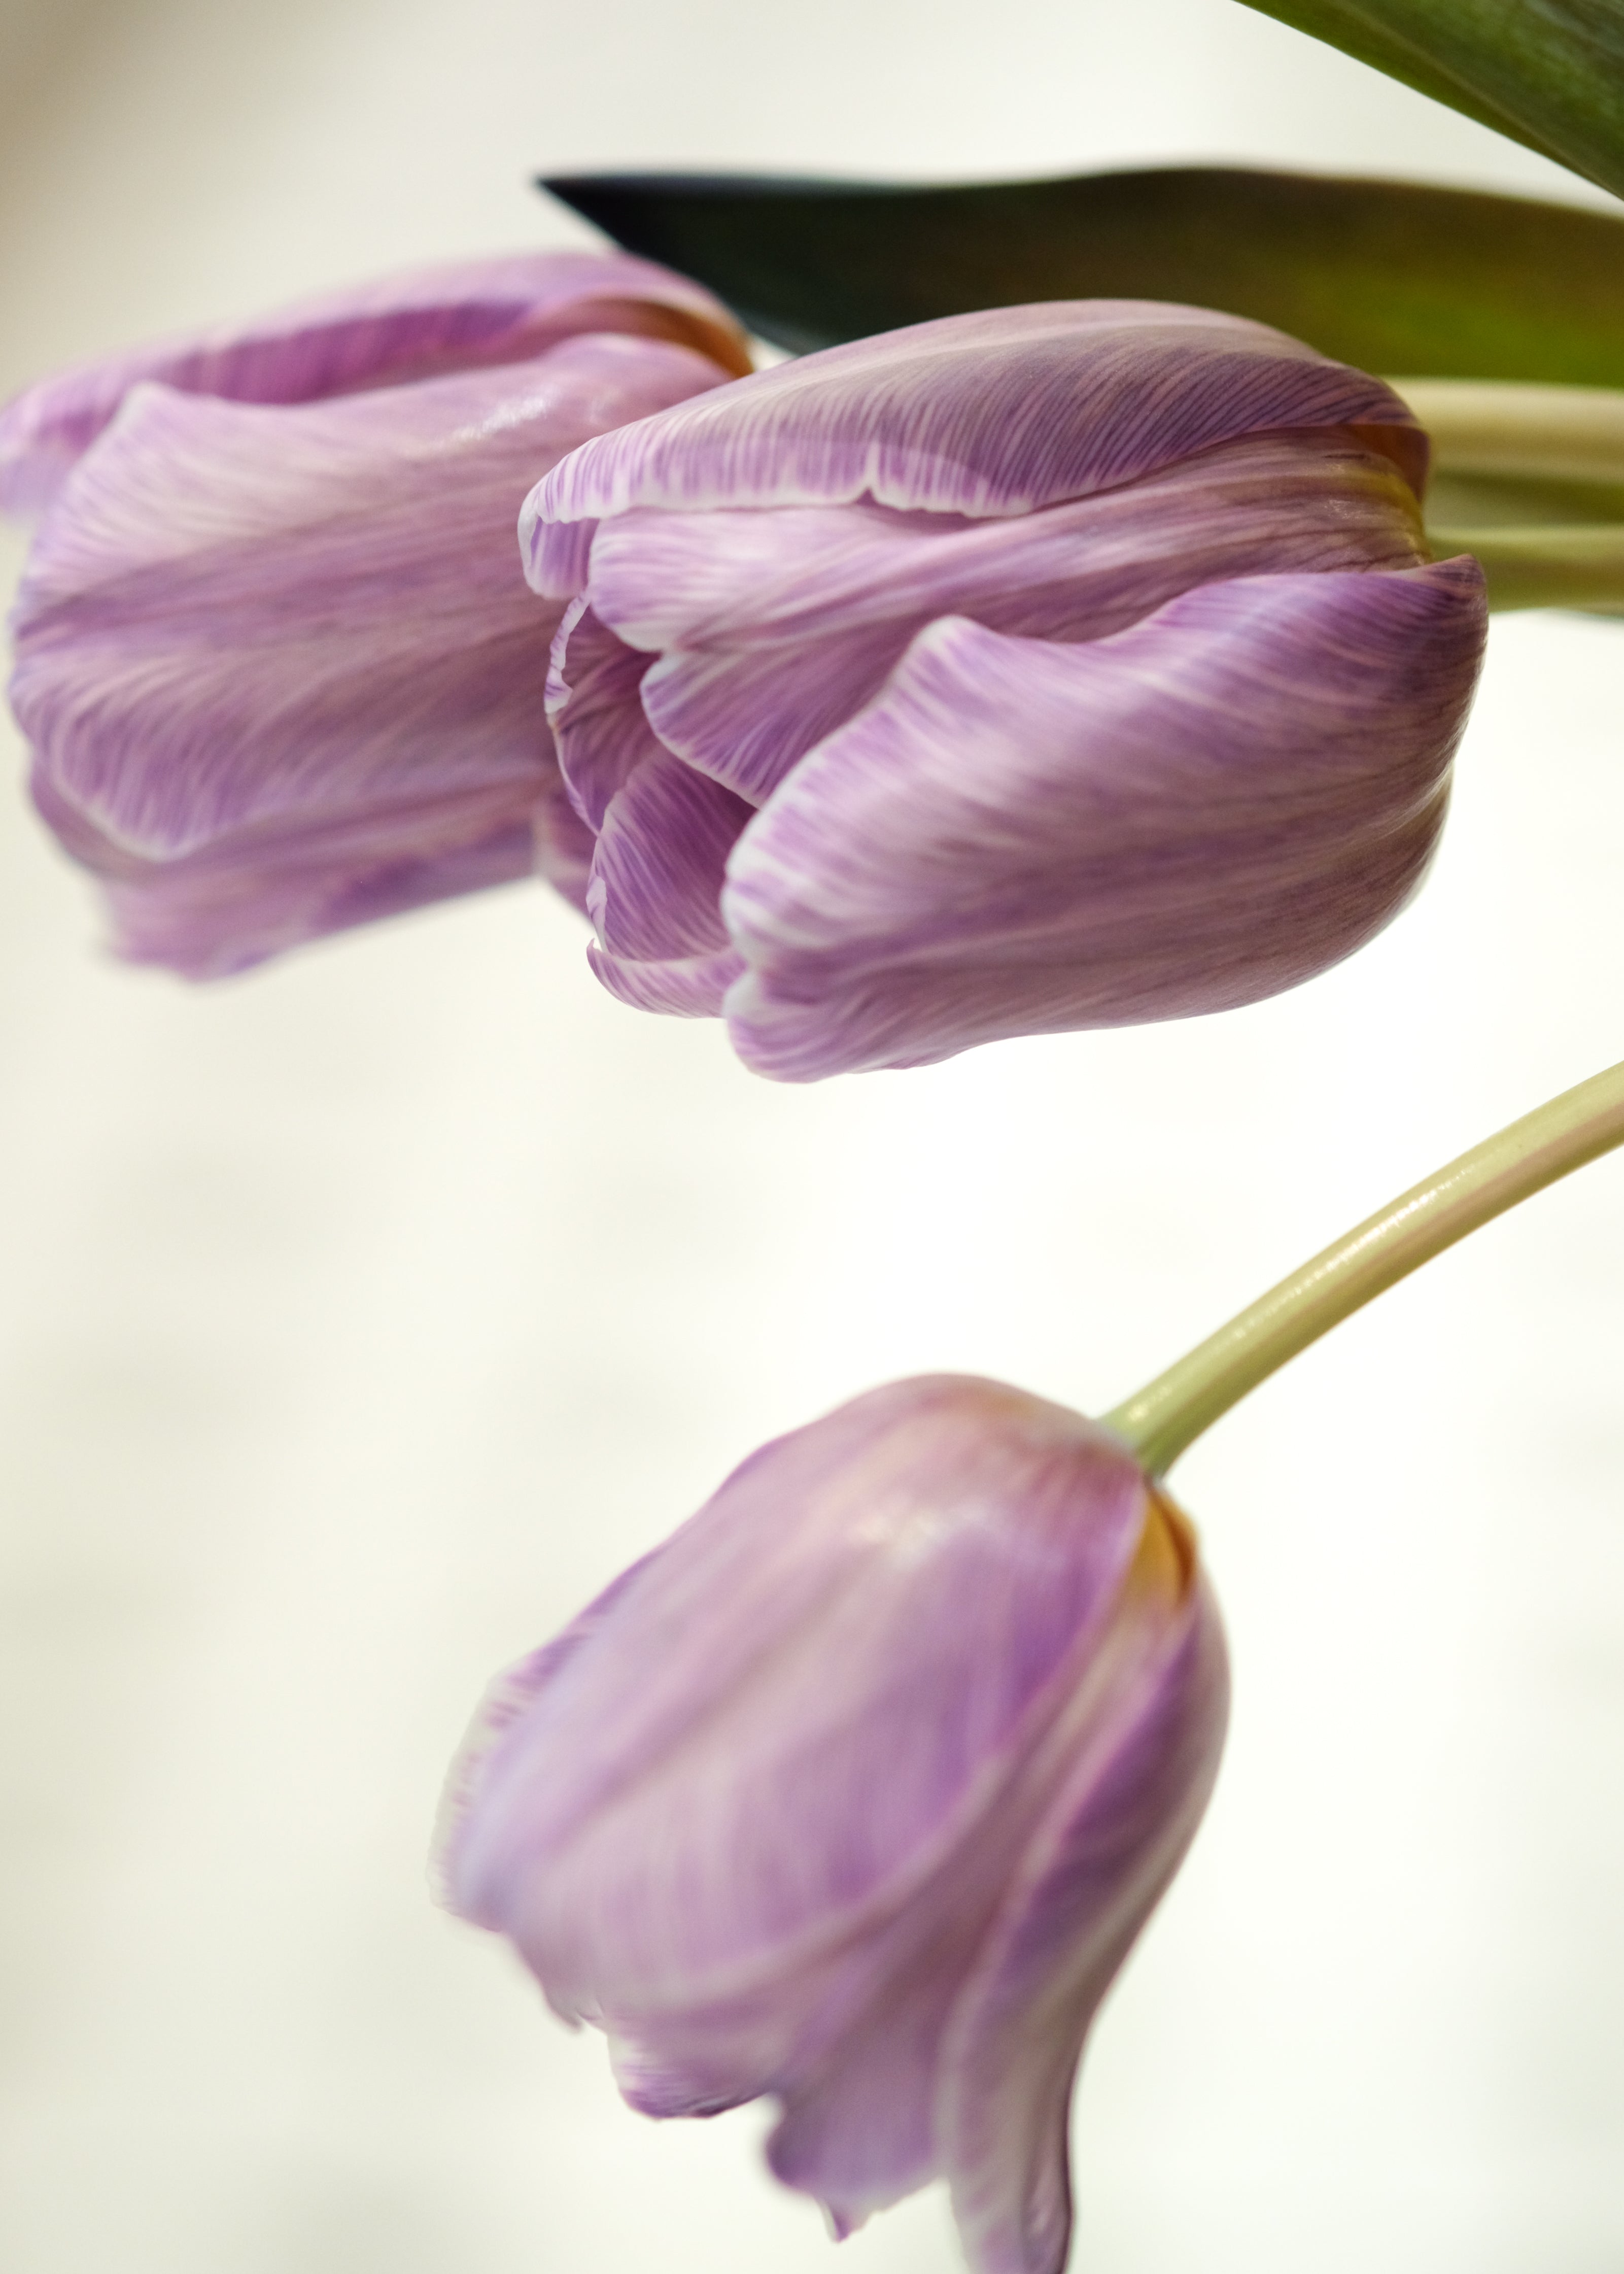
[35,764,555,978]
[546,599,665,831]
[10,336,729,974]
[581,435,1424,655]
[531,768,598,915]
[586,748,751,960]
[939,1573,1229,2274]
[758,1724,1091,2238]
[529,301,1423,534]
[608,2025,767,2120]
[586,938,745,1017]
[434,1546,667,1911]
[721,560,1487,1080]
[614,436,1426,804]
[765,1960,957,2233]
[0,251,749,514]
[527,514,600,601]
[16,337,724,853]
[764,1498,1221,2246]
[640,624,908,804]
[443,1381,1151,2017]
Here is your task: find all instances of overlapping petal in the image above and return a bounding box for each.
[0,250,750,515]
[941,1557,1228,2274]
[9,332,733,975]
[585,747,750,963]
[582,433,1427,805]
[720,559,1485,1078]
[523,300,1425,550]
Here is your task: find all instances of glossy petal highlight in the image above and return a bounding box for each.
[0,251,750,516]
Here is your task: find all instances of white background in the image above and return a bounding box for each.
[1,3,1620,2270]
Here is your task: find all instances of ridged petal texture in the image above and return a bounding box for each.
[526,298,1426,532]
[526,301,1488,1076]
[441,1376,1229,2274]
[4,254,750,975]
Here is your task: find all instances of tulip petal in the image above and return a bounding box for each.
[593,435,1426,803]
[0,251,750,515]
[940,1566,1229,2274]
[444,1381,1151,2019]
[434,1545,667,1903]
[641,624,908,805]
[586,939,747,1018]
[525,301,1424,542]
[766,1956,963,2230]
[587,747,751,960]
[546,599,667,831]
[30,763,595,977]
[586,436,1424,654]
[757,1495,1212,2245]
[720,559,1487,1079]
[11,333,730,974]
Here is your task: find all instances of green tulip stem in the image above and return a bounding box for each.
[1426,523,1624,614]
[1102,1060,1624,1477]
[1397,379,1624,487]
[1396,377,1624,610]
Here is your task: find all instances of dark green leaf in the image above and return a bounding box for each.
[1236,1,1624,202]
[543,166,1624,385]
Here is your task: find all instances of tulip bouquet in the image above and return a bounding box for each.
[5,2,1624,2268]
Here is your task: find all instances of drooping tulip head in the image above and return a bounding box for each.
[525,301,1487,1077]
[440,1376,1228,2274]
[2,253,750,975]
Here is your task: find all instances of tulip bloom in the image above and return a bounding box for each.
[441,1376,1228,2274]
[527,300,1487,1078]
[2,253,750,975]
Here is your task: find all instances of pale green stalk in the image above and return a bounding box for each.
[1103,1061,1624,1477]
[1398,380,1624,488]
[1396,378,1624,611]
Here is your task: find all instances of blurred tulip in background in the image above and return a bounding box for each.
[442,1375,1228,2274]
[0,252,750,974]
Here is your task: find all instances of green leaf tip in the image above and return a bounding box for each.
[1236,1,1624,203]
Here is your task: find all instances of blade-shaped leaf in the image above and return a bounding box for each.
[1236,1,1624,202]
[543,167,1624,384]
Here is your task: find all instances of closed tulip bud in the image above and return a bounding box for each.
[440,1376,1228,2274]
[524,300,1487,1078]
[2,254,750,975]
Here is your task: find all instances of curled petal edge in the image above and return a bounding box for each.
[524,301,1424,556]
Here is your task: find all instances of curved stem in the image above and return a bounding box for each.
[1103,1061,1624,1476]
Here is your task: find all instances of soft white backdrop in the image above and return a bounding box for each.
[1,4,1620,2270]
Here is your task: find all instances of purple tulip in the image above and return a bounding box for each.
[440,1376,1228,2274]
[526,301,1488,1078]
[2,254,750,975]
